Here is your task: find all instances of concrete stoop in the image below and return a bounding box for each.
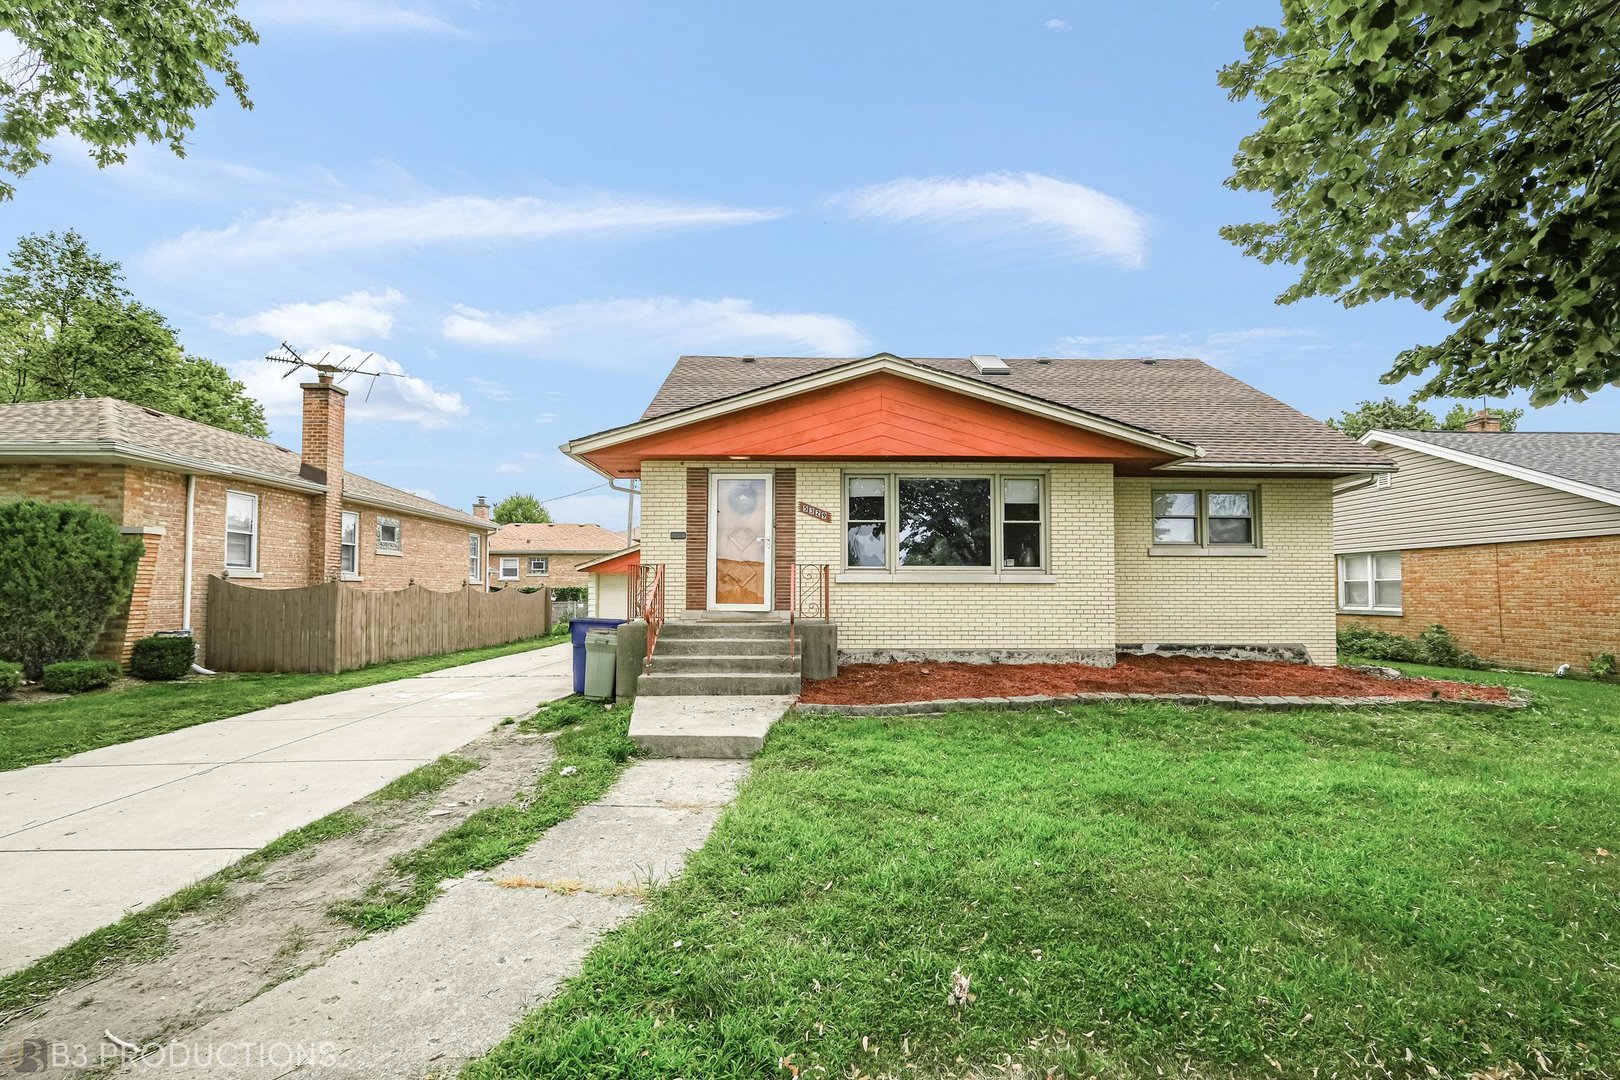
[628,695,796,758]
[636,619,804,698]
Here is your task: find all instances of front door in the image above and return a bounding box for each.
[708,472,773,611]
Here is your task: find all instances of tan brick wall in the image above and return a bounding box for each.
[1114,477,1339,665]
[1337,534,1620,671]
[0,462,126,517]
[641,460,1119,654]
[486,552,595,590]
[347,504,486,592]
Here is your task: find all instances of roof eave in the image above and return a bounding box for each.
[0,442,328,494]
[342,492,496,531]
[1362,428,1620,509]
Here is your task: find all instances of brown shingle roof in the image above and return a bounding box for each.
[639,355,1389,468]
[488,521,627,554]
[0,397,492,528]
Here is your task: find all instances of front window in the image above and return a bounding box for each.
[376,516,402,553]
[844,472,1045,573]
[1340,552,1402,613]
[1152,489,1258,549]
[530,556,548,575]
[340,511,359,576]
[225,491,258,570]
[468,533,481,582]
[499,556,520,581]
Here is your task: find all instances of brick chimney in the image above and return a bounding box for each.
[301,373,348,582]
[473,496,491,521]
[1463,408,1502,433]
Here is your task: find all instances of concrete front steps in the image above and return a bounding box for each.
[636,620,802,698]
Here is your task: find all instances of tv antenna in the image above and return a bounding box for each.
[264,343,407,403]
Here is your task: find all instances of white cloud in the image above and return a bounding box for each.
[215,289,405,345]
[496,462,524,474]
[1044,18,1068,30]
[149,194,782,268]
[837,172,1146,267]
[442,297,869,364]
[241,0,467,36]
[535,412,558,424]
[468,377,511,401]
[232,345,468,429]
[1056,327,1319,368]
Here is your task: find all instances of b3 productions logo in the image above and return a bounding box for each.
[1,1038,46,1075]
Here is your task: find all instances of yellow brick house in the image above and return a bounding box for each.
[563,353,1392,668]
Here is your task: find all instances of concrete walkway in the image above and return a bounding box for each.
[121,758,748,1077]
[628,694,795,757]
[0,643,573,976]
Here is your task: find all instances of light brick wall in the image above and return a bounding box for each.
[1114,477,1339,664]
[641,460,1118,653]
[1337,534,1620,671]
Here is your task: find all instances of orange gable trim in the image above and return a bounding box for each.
[583,548,641,575]
[581,372,1176,476]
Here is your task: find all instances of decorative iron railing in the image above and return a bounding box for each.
[789,563,830,660]
[636,563,666,669]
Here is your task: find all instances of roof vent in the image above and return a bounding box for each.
[1140,358,1159,366]
[740,355,756,363]
[1035,356,1051,365]
[969,354,1010,375]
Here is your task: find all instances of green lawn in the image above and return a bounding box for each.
[0,631,566,772]
[468,665,1620,1079]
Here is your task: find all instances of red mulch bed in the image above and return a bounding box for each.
[799,654,1513,705]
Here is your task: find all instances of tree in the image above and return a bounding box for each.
[0,1,258,199]
[1221,0,1620,406]
[1327,395,1523,437]
[0,500,143,679]
[0,231,269,436]
[494,493,553,524]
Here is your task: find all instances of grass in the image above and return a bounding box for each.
[467,666,1620,1079]
[331,696,637,932]
[374,753,482,801]
[0,631,566,772]
[0,808,368,1016]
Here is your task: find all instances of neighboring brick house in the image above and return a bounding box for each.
[486,522,626,590]
[0,376,497,663]
[561,353,1393,666]
[1335,422,1620,671]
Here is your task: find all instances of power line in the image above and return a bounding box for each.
[537,482,611,505]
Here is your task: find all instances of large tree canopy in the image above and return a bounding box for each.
[0,1,257,199]
[0,230,269,436]
[1326,394,1523,438]
[1221,0,1620,406]
[494,493,554,525]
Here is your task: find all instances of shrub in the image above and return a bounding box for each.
[0,500,143,679]
[1590,652,1616,679]
[1416,624,1485,669]
[41,659,121,694]
[130,635,196,681]
[0,661,21,699]
[518,586,543,594]
[552,586,587,602]
[1337,623,1485,669]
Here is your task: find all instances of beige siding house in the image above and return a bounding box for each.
[1334,428,1620,670]
[565,353,1391,667]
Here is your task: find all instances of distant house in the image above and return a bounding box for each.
[561,352,1392,668]
[1335,421,1620,670]
[0,377,497,662]
[485,522,626,590]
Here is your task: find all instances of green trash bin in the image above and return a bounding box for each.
[583,628,618,700]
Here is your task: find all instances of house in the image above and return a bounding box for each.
[485,521,626,589]
[561,353,1392,667]
[1334,418,1620,670]
[0,375,497,663]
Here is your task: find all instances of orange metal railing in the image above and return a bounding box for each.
[789,563,830,659]
[636,563,666,669]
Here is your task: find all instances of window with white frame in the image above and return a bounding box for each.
[499,556,520,581]
[1339,552,1402,613]
[468,533,481,582]
[843,472,1046,573]
[340,511,360,576]
[376,516,402,554]
[529,556,548,575]
[225,491,258,570]
[1151,489,1258,548]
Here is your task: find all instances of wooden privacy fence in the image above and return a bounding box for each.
[205,576,553,673]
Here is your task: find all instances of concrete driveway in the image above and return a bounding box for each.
[0,643,573,976]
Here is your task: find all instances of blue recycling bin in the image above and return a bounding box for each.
[570,617,626,694]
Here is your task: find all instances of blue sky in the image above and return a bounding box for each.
[15,0,1616,528]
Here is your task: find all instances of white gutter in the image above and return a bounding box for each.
[342,494,499,532]
[0,444,327,494]
[182,474,196,630]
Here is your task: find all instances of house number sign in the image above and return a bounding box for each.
[798,501,831,522]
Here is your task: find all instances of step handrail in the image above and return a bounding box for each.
[636,563,666,670]
[788,563,830,661]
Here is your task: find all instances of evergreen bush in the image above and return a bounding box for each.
[41,659,121,693]
[130,635,196,680]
